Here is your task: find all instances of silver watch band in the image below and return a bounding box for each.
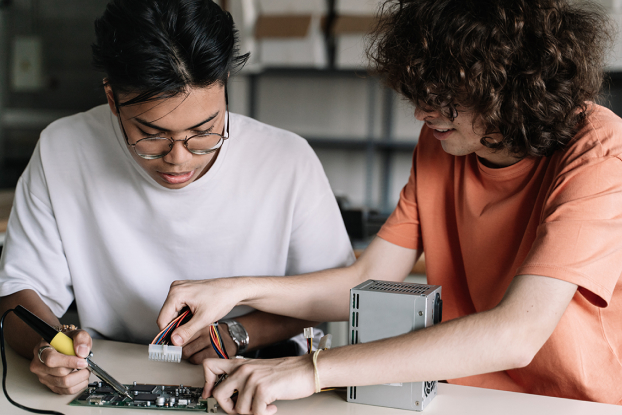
[219,319,249,355]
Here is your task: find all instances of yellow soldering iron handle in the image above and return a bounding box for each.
[49,331,76,356]
[13,305,77,356]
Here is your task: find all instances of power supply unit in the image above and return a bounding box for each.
[347,279,443,411]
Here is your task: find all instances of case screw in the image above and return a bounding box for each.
[418,311,423,316]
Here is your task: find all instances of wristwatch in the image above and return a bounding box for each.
[219,319,249,355]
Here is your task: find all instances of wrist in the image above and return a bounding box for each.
[219,319,249,355]
[237,277,265,307]
[218,323,239,356]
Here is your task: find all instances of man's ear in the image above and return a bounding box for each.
[103,80,118,116]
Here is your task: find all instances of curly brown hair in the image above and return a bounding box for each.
[367,0,614,157]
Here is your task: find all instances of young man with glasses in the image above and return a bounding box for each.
[0,0,354,396]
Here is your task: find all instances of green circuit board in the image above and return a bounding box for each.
[70,382,218,412]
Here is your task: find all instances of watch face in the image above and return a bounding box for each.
[229,324,244,339]
[224,321,248,354]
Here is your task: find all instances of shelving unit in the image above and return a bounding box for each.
[240,67,418,214]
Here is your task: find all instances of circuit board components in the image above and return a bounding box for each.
[70,382,218,413]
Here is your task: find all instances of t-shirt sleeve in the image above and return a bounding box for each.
[516,153,622,308]
[285,143,355,275]
[376,148,422,250]
[0,141,74,317]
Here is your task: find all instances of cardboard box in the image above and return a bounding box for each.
[333,15,377,69]
[257,0,327,15]
[255,14,328,67]
[336,0,383,15]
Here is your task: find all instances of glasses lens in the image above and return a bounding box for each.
[186,134,223,154]
[134,137,172,157]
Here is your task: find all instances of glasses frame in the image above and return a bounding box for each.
[115,87,229,160]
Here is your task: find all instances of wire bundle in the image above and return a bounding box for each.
[152,307,229,359]
[151,308,192,346]
[304,327,314,354]
[208,323,229,359]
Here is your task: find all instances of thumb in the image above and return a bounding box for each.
[72,330,92,358]
[202,358,234,398]
[170,318,203,346]
[157,300,184,330]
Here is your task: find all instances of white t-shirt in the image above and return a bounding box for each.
[0,105,354,344]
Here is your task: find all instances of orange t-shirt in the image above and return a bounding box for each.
[377,104,622,404]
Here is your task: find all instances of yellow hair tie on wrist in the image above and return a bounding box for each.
[313,349,322,393]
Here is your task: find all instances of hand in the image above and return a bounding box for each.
[182,324,238,364]
[202,355,316,415]
[158,278,250,347]
[29,329,91,395]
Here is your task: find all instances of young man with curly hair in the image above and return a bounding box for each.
[157,0,622,412]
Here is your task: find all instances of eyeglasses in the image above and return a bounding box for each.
[115,89,229,160]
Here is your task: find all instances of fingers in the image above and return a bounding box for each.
[215,364,276,415]
[37,364,90,395]
[213,371,245,414]
[157,278,242,347]
[30,341,90,395]
[158,282,204,347]
[71,330,93,358]
[202,358,238,399]
[169,304,220,347]
[157,280,192,329]
[32,341,88,372]
[170,322,200,347]
[210,355,317,415]
[183,331,217,364]
[180,328,208,360]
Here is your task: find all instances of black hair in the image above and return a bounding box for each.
[92,0,248,107]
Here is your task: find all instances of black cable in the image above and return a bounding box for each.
[1,309,65,415]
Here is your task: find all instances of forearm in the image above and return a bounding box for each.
[238,265,363,323]
[318,274,577,388]
[319,308,528,388]
[239,238,419,322]
[0,289,61,358]
[234,311,318,352]
[160,238,419,346]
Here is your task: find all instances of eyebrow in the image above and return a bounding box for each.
[134,112,219,132]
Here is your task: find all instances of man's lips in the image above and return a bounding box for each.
[429,126,455,141]
[158,171,195,184]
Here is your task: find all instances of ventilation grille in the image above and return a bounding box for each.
[349,386,357,400]
[423,381,436,398]
[350,293,360,344]
[366,281,431,295]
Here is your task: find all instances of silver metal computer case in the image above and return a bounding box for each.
[347,280,443,411]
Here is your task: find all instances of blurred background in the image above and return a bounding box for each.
[1,0,622,245]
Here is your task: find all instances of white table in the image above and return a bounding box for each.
[1,339,621,415]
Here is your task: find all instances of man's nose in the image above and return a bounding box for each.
[414,106,441,121]
[163,139,193,165]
